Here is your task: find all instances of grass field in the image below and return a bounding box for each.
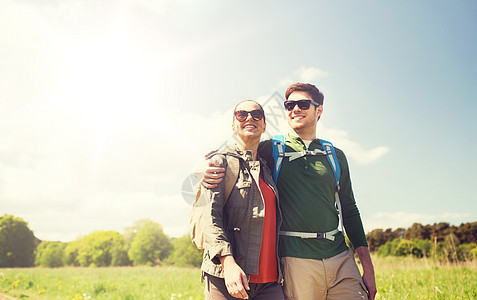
[370,256,477,299]
[0,266,203,300]
[1,255,476,299]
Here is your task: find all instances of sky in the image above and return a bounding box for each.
[1,0,476,242]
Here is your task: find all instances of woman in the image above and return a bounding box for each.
[200,100,284,299]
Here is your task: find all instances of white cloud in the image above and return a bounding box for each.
[296,66,329,82]
[278,66,329,89]
[319,127,389,164]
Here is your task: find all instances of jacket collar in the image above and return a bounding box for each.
[218,143,255,162]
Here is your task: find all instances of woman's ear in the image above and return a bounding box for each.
[232,121,237,134]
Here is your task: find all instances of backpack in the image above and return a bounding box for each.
[189,153,240,250]
[271,135,344,233]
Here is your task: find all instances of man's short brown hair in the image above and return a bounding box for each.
[285,83,324,106]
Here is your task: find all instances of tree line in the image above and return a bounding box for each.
[366,222,477,262]
[0,214,202,268]
[1,214,476,268]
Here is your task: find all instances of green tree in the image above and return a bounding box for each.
[377,238,401,257]
[455,222,477,244]
[167,235,202,267]
[432,222,450,242]
[471,246,477,260]
[456,243,477,261]
[395,240,423,257]
[63,238,82,266]
[442,233,460,262]
[414,239,432,257]
[111,236,132,266]
[128,220,172,266]
[76,231,123,267]
[35,241,67,267]
[394,240,412,256]
[366,228,403,253]
[0,214,36,267]
[404,223,426,240]
[366,229,384,253]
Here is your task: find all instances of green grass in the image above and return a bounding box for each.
[0,266,203,299]
[1,256,476,299]
[369,255,477,299]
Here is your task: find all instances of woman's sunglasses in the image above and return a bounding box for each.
[234,109,264,122]
[284,99,320,111]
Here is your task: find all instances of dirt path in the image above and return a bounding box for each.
[0,294,17,300]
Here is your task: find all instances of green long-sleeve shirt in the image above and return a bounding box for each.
[258,134,368,259]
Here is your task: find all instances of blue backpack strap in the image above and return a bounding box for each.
[319,139,344,233]
[319,139,341,191]
[272,135,286,184]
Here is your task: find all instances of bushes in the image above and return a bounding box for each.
[367,222,477,253]
[395,240,422,257]
[377,238,401,257]
[166,235,202,267]
[376,236,477,262]
[33,219,200,268]
[127,221,172,266]
[2,214,197,268]
[457,243,477,261]
[75,231,124,267]
[371,222,477,263]
[35,241,67,267]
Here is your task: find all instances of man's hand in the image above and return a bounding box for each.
[356,246,377,300]
[362,268,376,300]
[202,161,225,189]
[220,255,250,299]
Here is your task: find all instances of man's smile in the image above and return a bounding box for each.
[291,114,305,120]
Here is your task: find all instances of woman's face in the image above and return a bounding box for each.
[232,101,266,142]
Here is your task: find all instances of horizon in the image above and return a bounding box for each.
[11,214,474,243]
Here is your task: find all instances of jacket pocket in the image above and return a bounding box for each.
[230,227,246,263]
[226,180,251,208]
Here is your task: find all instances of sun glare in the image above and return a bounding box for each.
[54,26,163,140]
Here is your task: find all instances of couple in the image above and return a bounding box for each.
[196,83,376,300]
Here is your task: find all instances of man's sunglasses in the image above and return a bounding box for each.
[284,99,320,111]
[234,109,264,122]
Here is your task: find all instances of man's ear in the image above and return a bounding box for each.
[316,105,323,118]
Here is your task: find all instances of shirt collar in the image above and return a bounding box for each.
[286,133,322,149]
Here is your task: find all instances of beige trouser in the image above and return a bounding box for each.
[281,249,368,300]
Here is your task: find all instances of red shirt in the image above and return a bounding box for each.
[249,178,278,283]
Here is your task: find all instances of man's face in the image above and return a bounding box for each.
[286,91,323,131]
[232,101,266,140]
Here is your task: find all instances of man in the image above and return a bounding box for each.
[204,83,377,299]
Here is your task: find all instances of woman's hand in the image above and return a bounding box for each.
[220,255,250,299]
